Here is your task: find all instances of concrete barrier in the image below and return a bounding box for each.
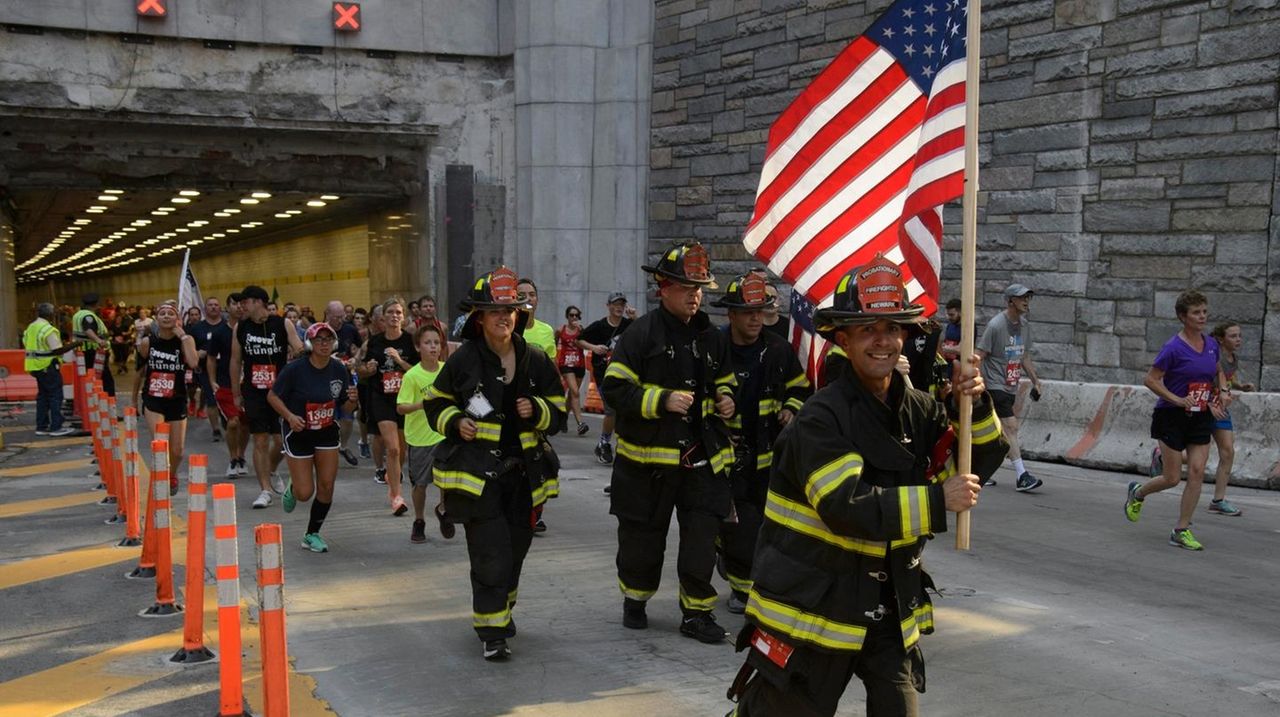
[1013,380,1280,490]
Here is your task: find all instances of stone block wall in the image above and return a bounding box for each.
[649,0,1280,390]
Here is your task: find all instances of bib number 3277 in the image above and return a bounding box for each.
[382,371,403,394]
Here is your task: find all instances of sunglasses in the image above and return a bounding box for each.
[568,313,581,319]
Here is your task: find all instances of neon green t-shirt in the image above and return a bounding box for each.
[397,362,444,447]
[524,318,557,361]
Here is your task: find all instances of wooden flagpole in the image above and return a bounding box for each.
[956,0,983,551]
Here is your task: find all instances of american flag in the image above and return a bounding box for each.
[787,289,829,384]
[745,0,969,325]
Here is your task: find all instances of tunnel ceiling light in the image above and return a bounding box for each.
[151,211,170,216]
[96,195,119,202]
[239,198,259,205]
[306,200,326,207]
[122,227,137,232]
[285,209,302,215]
[251,191,272,199]
[188,239,203,245]
[175,228,190,233]
[225,229,239,234]
[132,220,151,226]
[214,212,231,217]
[179,190,201,197]
[211,233,225,238]
[274,213,291,218]
[224,208,241,214]
[171,197,191,204]
[320,194,340,201]
[102,189,124,194]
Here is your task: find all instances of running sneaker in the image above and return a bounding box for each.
[339,448,359,467]
[35,430,50,436]
[269,472,287,495]
[482,639,511,661]
[226,462,239,478]
[1015,472,1042,492]
[212,429,222,443]
[595,442,614,465]
[252,490,273,509]
[49,427,76,437]
[234,458,249,477]
[410,519,427,544]
[391,495,408,516]
[282,485,296,513]
[679,612,729,644]
[301,532,329,553]
[1169,527,1203,551]
[603,485,612,495]
[533,519,547,534]
[435,505,456,540]
[1208,499,1242,517]
[358,440,371,459]
[979,476,998,488]
[1124,481,1144,522]
[1148,445,1163,477]
[622,599,647,629]
[576,421,590,436]
[374,468,387,485]
[727,591,748,615]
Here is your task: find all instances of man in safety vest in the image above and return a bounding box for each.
[603,241,737,644]
[724,256,1008,717]
[72,293,114,397]
[24,302,76,436]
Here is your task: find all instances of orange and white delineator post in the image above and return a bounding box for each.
[98,391,118,504]
[138,438,183,618]
[104,396,127,524]
[255,523,290,717]
[118,407,142,548]
[213,483,250,717]
[87,387,107,492]
[72,349,88,425]
[172,454,216,663]
[126,422,160,578]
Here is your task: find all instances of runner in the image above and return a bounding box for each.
[517,278,557,359]
[268,322,359,553]
[325,299,363,467]
[1125,290,1232,550]
[422,266,566,661]
[556,306,590,435]
[209,293,249,477]
[416,295,450,359]
[231,285,303,509]
[578,291,634,465]
[976,283,1044,492]
[191,297,225,442]
[357,298,418,516]
[396,322,454,543]
[138,301,200,495]
[1206,321,1252,516]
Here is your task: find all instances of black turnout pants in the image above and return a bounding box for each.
[612,460,729,614]
[734,622,923,717]
[719,462,767,596]
[457,466,534,642]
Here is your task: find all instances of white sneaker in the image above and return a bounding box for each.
[226,463,239,478]
[234,461,249,477]
[252,490,273,509]
[35,430,50,436]
[49,427,76,437]
[269,472,287,495]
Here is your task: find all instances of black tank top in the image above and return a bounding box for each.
[237,315,290,392]
[144,333,187,403]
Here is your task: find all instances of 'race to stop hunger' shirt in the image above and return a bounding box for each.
[236,315,291,393]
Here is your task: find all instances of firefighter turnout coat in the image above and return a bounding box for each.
[724,329,811,487]
[745,372,1007,655]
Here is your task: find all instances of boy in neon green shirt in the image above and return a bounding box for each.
[397,324,453,543]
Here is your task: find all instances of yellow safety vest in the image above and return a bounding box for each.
[23,319,59,372]
[71,309,107,350]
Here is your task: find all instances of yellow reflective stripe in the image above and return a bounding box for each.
[701,398,717,418]
[432,468,485,497]
[784,373,810,390]
[532,477,558,506]
[532,397,551,431]
[545,394,567,411]
[717,385,734,396]
[898,485,931,539]
[640,387,664,419]
[424,385,455,402]
[726,572,753,594]
[764,490,891,557]
[474,421,502,442]
[969,410,1002,445]
[805,453,863,505]
[709,445,734,475]
[725,415,743,430]
[745,590,866,651]
[604,361,640,384]
[784,397,805,413]
[473,608,512,628]
[434,406,462,435]
[616,438,681,466]
[519,430,540,450]
[758,398,780,416]
[679,587,718,612]
[715,372,737,387]
[619,579,655,601]
[756,451,772,471]
[507,589,519,608]
[901,603,933,648]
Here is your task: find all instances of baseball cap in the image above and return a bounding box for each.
[305,322,336,341]
[82,292,99,306]
[607,291,628,304]
[1003,284,1034,300]
[240,285,270,302]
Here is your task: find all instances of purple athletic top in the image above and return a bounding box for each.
[1152,333,1220,411]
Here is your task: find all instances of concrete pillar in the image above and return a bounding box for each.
[513,0,652,326]
[0,209,15,348]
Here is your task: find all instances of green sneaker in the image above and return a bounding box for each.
[1169,528,1203,551]
[282,485,296,513]
[301,532,328,553]
[1124,481,1144,523]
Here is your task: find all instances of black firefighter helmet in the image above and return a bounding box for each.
[642,242,718,289]
[813,255,925,339]
[457,266,532,341]
[712,270,776,309]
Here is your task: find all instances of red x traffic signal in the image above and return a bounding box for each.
[333,3,361,31]
[137,0,167,16]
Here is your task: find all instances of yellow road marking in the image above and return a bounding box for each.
[0,458,94,478]
[11,436,92,448]
[0,491,103,519]
[0,515,185,590]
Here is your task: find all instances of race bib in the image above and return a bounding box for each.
[250,364,277,390]
[1004,359,1022,387]
[1186,382,1212,412]
[305,401,336,430]
[941,338,959,356]
[563,349,581,367]
[382,371,403,394]
[148,371,176,398]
